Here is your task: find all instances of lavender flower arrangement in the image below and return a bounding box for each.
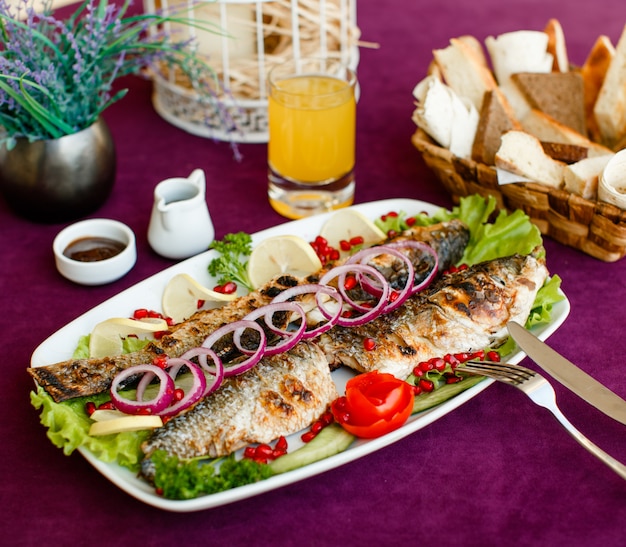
[0,0,231,149]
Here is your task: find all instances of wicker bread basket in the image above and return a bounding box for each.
[412,127,626,262]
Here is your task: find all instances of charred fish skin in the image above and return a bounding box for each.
[317,252,549,380]
[140,341,337,475]
[28,220,469,402]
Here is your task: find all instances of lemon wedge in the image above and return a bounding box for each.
[89,414,163,436]
[162,273,238,324]
[319,209,386,249]
[88,317,168,359]
[247,235,323,289]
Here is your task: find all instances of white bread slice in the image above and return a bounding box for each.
[412,75,454,148]
[563,154,614,199]
[472,88,521,165]
[433,37,497,111]
[485,30,554,84]
[581,35,615,142]
[412,75,478,159]
[544,19,569,72]
[485,30,553,119]
[593,25,626,148]
[520,109,614,157]
[511,71,586,134]
[495,130,565,188]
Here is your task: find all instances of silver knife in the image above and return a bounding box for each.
[507,321,626,426]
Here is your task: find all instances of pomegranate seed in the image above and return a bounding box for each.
[406,217,416,227]
[155,487,164,496]
[340,239,352,251]
[315,235,327,246]
[363,337,376,351]
[137,407,152,415]
[301,431,317,443]
[154,330,170,340]
[487,351,500,362]
[311,420,324,434]
[275,436,288,452]
[388,290,399,303]
[387,229,397,239]
[255,444,274,458]
[221,282,237,294]
[412,366,424,377]
[470,350,485,361]
[147,310,161,318]
[329,249,340,261]
[85,401,97,416]
[173,388,184,402]
[386,211,398,218]
[244,447,256,459]
[164,317,174,326]
[98,401,116,410]
[152,356,168,369]
[445,373,463,384]
[213,284,224,293]
[418,378,435,392]
[197,299,205,309]
[344,275,357,291]
[133,308,148,319]
[162,416,172,425]
[349,236,364,246]
[433,357,447,371]
[321,411,334,425]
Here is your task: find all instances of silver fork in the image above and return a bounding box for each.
[458,360,626,481]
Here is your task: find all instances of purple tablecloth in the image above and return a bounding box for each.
[3,0,625,544]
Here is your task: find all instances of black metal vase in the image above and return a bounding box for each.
[0,118,116,223]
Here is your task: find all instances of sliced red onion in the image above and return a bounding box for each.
[318,264,390,326]
[385,240,439,294]
[346,246,415,313]
[243,301,307,356]
[180,346,225,396]
[201,320,267,377]
[158,358,207,417]
[271,284,343,337]
[110,364,175,415]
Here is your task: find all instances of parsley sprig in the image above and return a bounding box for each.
[151,451,273,500]
[208,232,254,292]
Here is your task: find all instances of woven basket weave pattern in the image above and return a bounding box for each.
[412,128,626,262]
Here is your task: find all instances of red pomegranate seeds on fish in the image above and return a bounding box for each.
[363,337,376,351]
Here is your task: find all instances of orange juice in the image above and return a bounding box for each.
[268,75,356,183]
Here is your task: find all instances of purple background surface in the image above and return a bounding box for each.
[2,0,625,545]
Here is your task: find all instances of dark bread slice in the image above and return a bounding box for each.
[511,71,586,135]
[540,141,588,163]
[471,88,521,165]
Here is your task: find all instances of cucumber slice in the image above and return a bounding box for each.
[412,375,486,414]
[269,424,355,474]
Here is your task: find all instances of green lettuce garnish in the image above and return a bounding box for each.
[30,386,148,471]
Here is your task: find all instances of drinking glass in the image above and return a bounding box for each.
[267,57,357,219]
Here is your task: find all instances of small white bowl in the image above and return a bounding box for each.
[53,219,137,285]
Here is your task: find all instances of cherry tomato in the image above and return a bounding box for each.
[331,371,414,438]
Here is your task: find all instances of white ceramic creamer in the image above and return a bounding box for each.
[147,169,215,259]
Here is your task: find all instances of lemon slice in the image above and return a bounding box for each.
[89,414,163,436]
[162,273,238,324]
[90,409,128,421]
[89,317,168,359]
[247,235,323,289]
[319,209,386,249]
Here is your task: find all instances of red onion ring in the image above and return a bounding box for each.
[110,364,175,415]
[201,320,267,376]
[270,284,343,337]
[180,346,225,396]
[318,264,390,327]
[243,301,307,356]
[346,246,415,313]
[157,359,207,417]
[384,240,439,294]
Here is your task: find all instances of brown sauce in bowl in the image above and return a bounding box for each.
[63,237,126,262]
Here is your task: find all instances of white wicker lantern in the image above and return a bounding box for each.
[143,0,360,143]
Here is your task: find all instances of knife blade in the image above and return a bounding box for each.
[507,321,626,426]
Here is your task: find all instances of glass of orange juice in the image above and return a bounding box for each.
[267,57,357,219]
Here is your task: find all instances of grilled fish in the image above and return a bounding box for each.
[141,341,337,469]
[317,250,549,379]
[28,220,469,402]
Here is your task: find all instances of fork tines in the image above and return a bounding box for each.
[459,360,536,385]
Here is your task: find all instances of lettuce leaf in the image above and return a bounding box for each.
[30,386,149,471]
